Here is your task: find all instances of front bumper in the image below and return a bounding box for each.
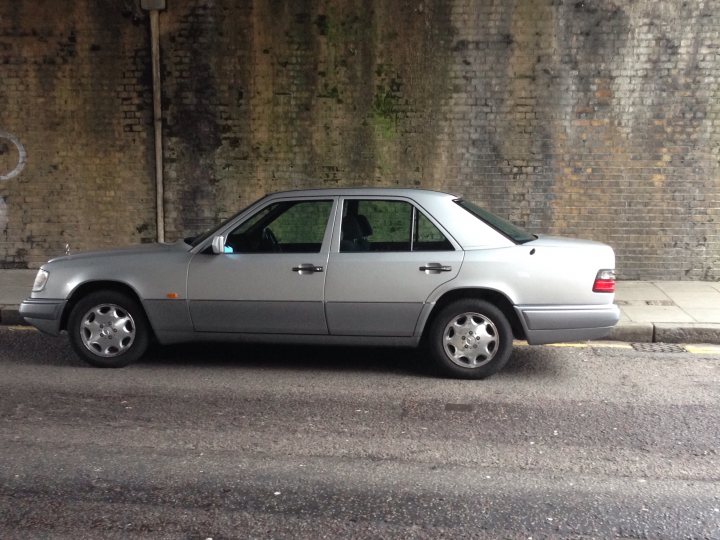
[515,304,621,345]
[19,298,66,336]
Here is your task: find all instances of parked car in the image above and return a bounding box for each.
[20,188,619,378]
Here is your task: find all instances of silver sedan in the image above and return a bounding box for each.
[20,188,619,378]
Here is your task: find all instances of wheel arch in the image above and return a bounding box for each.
[60,281,152,335]
[422,288,526,341]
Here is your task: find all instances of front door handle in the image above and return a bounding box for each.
[292,263,324,274]
[419,263,452,273]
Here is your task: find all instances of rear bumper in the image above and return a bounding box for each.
[515,304,620,345]
[19,298,66,336]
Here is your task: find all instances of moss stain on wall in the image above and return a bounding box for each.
[0,0,718,278]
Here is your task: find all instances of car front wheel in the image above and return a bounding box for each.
[67,290,149,368]
[427,299,513,379]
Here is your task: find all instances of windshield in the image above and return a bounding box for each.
[189,196,267,248]
[455,199,536,244]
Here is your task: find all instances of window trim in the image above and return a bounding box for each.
[410,206,417,252]
[335,196,458,254]
[194,196,338,255]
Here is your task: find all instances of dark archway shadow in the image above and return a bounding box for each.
[143,341,431,378]
[1,328,561,379]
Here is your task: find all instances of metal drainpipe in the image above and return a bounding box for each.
[141,0,166,243]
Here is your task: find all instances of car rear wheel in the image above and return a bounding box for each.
[427,299,513,379]
[67,290,149,368]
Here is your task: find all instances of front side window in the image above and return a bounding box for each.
[340,199,453,252]
[225,200,332,253]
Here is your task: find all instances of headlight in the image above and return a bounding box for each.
[32,269,49,292]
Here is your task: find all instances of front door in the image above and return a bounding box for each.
[187,198,336,334]
[325,198,463,336]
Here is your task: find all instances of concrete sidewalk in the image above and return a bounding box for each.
[1,269,719,343]
[0,270,36,325]
[609,281,720,343]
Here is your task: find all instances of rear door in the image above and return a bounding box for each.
[324,197,463,336]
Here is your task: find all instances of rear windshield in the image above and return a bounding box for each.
[455,200,536,244]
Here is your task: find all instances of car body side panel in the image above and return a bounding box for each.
[155,330,420,347]
[325,251,464,337]
[30,244,193,303]
[524,326,617,344]
[414,242,617,341]
[28,244,195,334]
[515,304,620,344]
[430,242,616,307]
[519,305,621,330]
[188,300,326,334]
[321,302,422,337]
[143,299,193,334]
[186,252,329,333]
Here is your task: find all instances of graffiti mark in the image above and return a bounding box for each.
[0,131,27,181]
[0,197,7,232]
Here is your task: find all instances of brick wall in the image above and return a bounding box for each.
[0,0,155,268]
[439,0,720,280]
[1,0,718,279]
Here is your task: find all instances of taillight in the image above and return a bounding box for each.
[593,269,616,293]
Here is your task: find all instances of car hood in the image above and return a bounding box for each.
[47,240,192,264]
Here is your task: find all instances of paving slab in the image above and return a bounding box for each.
[614,282,671,302]
[0,270,36,306]
[654,283,720,310]
[620,305,694,324]
[671,297,720,311]
[654,281,720,294]
[680,308,720,324]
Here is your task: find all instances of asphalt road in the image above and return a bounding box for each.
[1,327,719,539]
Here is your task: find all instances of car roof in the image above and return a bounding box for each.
[264,187,460,199]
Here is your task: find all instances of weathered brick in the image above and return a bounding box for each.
[0,0,718,280]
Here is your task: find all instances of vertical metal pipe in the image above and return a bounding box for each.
[150,9,165,243]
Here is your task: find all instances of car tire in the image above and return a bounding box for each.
[67,290,150,368]
[427,299,513,379]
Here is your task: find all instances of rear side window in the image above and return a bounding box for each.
[340,200,453,252]
[414,211,454,251]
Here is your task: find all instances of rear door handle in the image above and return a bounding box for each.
[292,263,324,274]
[419,263,452,273]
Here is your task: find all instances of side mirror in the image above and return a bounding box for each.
[211,235,226,254]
